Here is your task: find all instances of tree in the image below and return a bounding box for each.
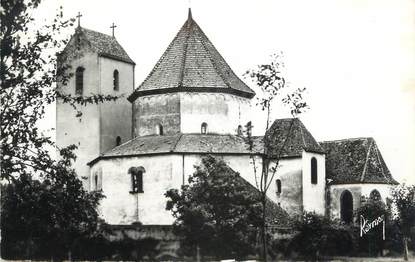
[1,148,104,259]
[1,0,119,182]
[289,212,354,259]
[1,0,116,258]
[165,156,263,260]
[355,195,390,256]
[243,52,308,260]
[391,184,415,261]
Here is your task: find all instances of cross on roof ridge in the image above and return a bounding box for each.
[110,22,117,37]
[76,12,82,27]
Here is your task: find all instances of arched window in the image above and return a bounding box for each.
[246,121,252,137]
[116,136,121,146]
[201,122,208,134]
[75,67,84,95]
[94,173,98,190]
[276,179,282,194]
[311,157,318,184]
[91,170,102,191]
[237,125,243,136]
[128,167,145,193]
[340,190,353,223]
[113,70,119,91]
[156,124,164,135]
[369,189,382,202]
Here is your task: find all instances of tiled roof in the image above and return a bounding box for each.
[89,118,325,164]
[320,137,398,185]
[265,118,325,158]
[94,134,262,162]
[76,27,135,64]
[128,9,255,101]
[223,162,292,228]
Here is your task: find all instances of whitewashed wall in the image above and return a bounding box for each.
[57,52,100,185]
[180,93,251,135]
[328,183,395,220]
[302,151,326,215]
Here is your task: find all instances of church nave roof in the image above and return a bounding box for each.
[321,137,398,185]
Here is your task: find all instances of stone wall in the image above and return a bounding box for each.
[302,151,326,215]
[56,51,100,185]
[133,94,181,136]
[91,152,307,226]
[271,158,303,217]
[91,154,184,225]
[180,92,251,135]
[99,57,134,153]
[328,183,394,221]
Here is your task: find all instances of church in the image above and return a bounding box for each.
[56,8,398,253]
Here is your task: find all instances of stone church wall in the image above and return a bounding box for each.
[98,57,134,153]
[91,154,184,225]
[180,93,251,135]
[92,152,325,226]
[56,51,101,185]
[133,94,181,136]
[270,158,304,217]
[328,183,394,220]
[302,151,326,215]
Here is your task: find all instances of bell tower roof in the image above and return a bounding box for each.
[128,9,255,102]
[61,26,135,65]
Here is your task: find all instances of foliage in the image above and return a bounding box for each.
[288,212,354,259]
[68,234,159,261]
[391,184,415,260]
[0,0,120,181]
[0,0,123,258]
[355,196,390,256]
[1,147,104,259]
[243,52,309,260]
[165,155,263,260]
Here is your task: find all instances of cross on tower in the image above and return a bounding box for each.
[110,23,117,37]
[76,12,82,27]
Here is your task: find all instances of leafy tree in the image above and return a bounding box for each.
[1,0,120,259]
[1,148,103,259]
[1,0,119,181]
[289,212,354,260]
[391,184,415,261]
[165,155,263,260]
[355,195,390,256]
[244,52,308,260]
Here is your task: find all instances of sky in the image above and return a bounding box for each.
[34,0,415,183]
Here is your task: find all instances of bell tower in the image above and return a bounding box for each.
[56,24,135,187]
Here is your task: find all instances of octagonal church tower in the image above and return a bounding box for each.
[128,9,255,137]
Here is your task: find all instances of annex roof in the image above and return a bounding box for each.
[128,9,255,101]
[89,134,263,165]
[320,137,398,185]
[265,118,325,158]
[88,118,325,165]
[217,160,292,228]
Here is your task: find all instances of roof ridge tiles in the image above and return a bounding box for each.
[195,22,232,89]
[360,139,373,182]
[320,137,372,143]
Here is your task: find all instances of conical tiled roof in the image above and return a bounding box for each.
[320,137,398,185]
[128,9,255,101]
